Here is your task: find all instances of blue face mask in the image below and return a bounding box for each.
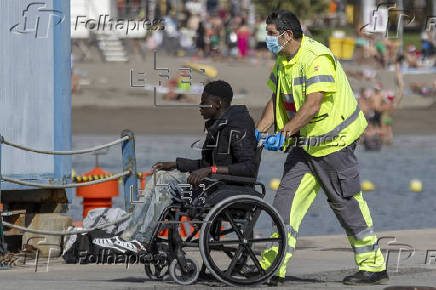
[266,32,288,54]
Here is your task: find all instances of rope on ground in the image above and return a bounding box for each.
[0,135,129,155]
[2,170,130,189]
[2,213,132,236]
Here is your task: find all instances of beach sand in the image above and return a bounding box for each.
[73,105,436,135]
[72,53,435,135]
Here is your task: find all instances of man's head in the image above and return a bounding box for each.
[266,10,303,56]
[199,80,233,120]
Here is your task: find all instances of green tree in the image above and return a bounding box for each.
[253,0,330,20]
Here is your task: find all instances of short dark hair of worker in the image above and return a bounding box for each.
[203,80,233,107]
[266,10,303,39]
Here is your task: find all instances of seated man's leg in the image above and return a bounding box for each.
[121,169,189,243]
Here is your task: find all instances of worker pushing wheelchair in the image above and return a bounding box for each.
[94,9,388,287]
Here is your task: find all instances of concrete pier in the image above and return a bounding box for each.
[0,228,435,289]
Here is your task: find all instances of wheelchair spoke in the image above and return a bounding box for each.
[243,206,262,238]
[207,240,240,245]
[223,210,245,242]
[243,244,265,274]
[207,237,281,245]
[224,245,244,278]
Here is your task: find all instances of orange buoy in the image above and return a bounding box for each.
[76,167,119,218]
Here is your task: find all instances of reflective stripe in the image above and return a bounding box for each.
[353,243,379,254]
[270,72,277,84]
[282,93,294,103]
[287,111,296,119]
[266,242,294,255]
[299,105,360,146]
[306,75,335,87]
[293,76,305,86]
[267,226,297,254]
[286,225,296,256]
[293,75,335,87]
[353,226,375,241]
[286,225,298,238]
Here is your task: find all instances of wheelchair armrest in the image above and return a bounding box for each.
[209,174,256,185]
[209,174,266,196]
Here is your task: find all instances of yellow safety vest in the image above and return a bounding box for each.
[267,35,367,157]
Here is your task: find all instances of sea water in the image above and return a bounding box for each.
[70,134,436,237]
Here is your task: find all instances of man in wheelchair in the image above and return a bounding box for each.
[93,80,259,253]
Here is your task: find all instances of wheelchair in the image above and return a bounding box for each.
[141,147,287,286]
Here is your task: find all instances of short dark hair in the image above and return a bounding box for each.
[266,10,303,39]
[203,80,233,106]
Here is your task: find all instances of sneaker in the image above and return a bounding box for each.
[266,276,285,287]
[343,270,389,285]
[113,237,146,253]
[92,237,126,253]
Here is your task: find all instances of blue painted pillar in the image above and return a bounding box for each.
[53,0,72,197]
[121,130,138,212]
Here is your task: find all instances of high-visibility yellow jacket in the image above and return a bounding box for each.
[267,35,367,156]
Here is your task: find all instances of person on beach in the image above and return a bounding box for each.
[380,90,395,145]
[236,18,251,59]
[93,80,258,253]
[249,10,387,286]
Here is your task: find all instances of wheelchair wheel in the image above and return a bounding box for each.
[144,243,170,281]
[169,255,200,285]
[199,195,287,287]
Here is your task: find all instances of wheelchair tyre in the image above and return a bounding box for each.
[145,262,170,281]
[199,195,287,287]
[144,243,170,281]
[169,255,200,285]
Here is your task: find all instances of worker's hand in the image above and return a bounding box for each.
[152,161,176,171]
[187,168,211,187]
[263,133,285,151]
[281,122,297,140]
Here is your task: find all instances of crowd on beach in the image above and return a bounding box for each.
[353,28,436,70]
[143,1,272,63]
[72,0,436,150]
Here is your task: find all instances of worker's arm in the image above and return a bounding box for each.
[256,93,275,133]
[259,57,280,133]
[281,92,324,139]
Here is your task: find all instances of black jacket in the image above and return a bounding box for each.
[176,105,257,178]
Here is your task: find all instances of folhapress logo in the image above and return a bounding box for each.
[10,2,65,39]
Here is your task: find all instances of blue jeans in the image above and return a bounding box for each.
[121,170,190,243]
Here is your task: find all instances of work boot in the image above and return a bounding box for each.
[234,264,259,277]
[343,270,389,285]
[266,276,285,287]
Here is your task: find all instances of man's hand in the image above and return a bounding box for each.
[187,167,211,187]
[152,161,176,171]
